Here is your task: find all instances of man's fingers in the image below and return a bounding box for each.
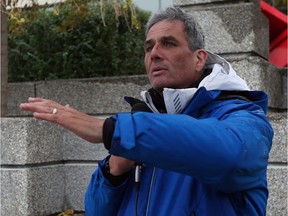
[20,102,54,114]
[28,97,47,103]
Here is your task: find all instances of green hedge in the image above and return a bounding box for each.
[8,1,150,82]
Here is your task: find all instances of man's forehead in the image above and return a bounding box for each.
[145,20,185,41]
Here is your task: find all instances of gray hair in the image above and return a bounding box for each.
[145,7,205,51]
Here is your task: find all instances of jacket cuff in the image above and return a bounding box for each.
[103,118,116,150]
[101,156,131,186]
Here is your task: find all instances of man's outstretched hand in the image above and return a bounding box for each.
[20,97,104,144]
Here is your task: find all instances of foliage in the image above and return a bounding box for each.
[57,208,75,216]
[264,0,287,13]
[7,0,151,82]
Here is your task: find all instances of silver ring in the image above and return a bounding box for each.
[52,108,57,114]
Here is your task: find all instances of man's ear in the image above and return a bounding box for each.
[195,49,208,72]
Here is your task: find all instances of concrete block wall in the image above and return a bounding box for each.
[1,0,287,215]
[2,76,150,215]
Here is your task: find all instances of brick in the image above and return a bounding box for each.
[182,3,269,57]
[1,166,65,216]
[35,76,150,115]
[267,166,288,216]
[0,164,96,215]
[1,118,63,165]
[267,111,287,163]
[229,56,287,109]
[7,82,35,117]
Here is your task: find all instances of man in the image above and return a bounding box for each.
[20,7,273,216]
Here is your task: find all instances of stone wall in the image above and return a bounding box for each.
[1,76,150,215]
[1,0,287,215]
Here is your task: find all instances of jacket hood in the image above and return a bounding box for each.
[141,52,250,114]
[202,51,249,91]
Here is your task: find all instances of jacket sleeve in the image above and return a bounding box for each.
[108,100,274,192]
[84,157,131,216]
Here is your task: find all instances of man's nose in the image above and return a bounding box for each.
[150,44,163,61]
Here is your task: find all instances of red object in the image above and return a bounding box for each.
[260,0,288,67]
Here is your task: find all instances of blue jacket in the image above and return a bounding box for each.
[85,52,273,215]
[85,87,273,216]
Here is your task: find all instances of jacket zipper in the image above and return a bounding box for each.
[145,167,157,216]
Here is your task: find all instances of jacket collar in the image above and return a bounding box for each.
[141,52,249,114]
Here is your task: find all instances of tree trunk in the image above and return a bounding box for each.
[1,1,8,117]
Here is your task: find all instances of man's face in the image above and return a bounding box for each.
[144,20,204,91]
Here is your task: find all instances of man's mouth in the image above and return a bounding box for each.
[151,66,167,73]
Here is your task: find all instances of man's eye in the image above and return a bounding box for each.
[145,46,153,52]
[164,41,176,47]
